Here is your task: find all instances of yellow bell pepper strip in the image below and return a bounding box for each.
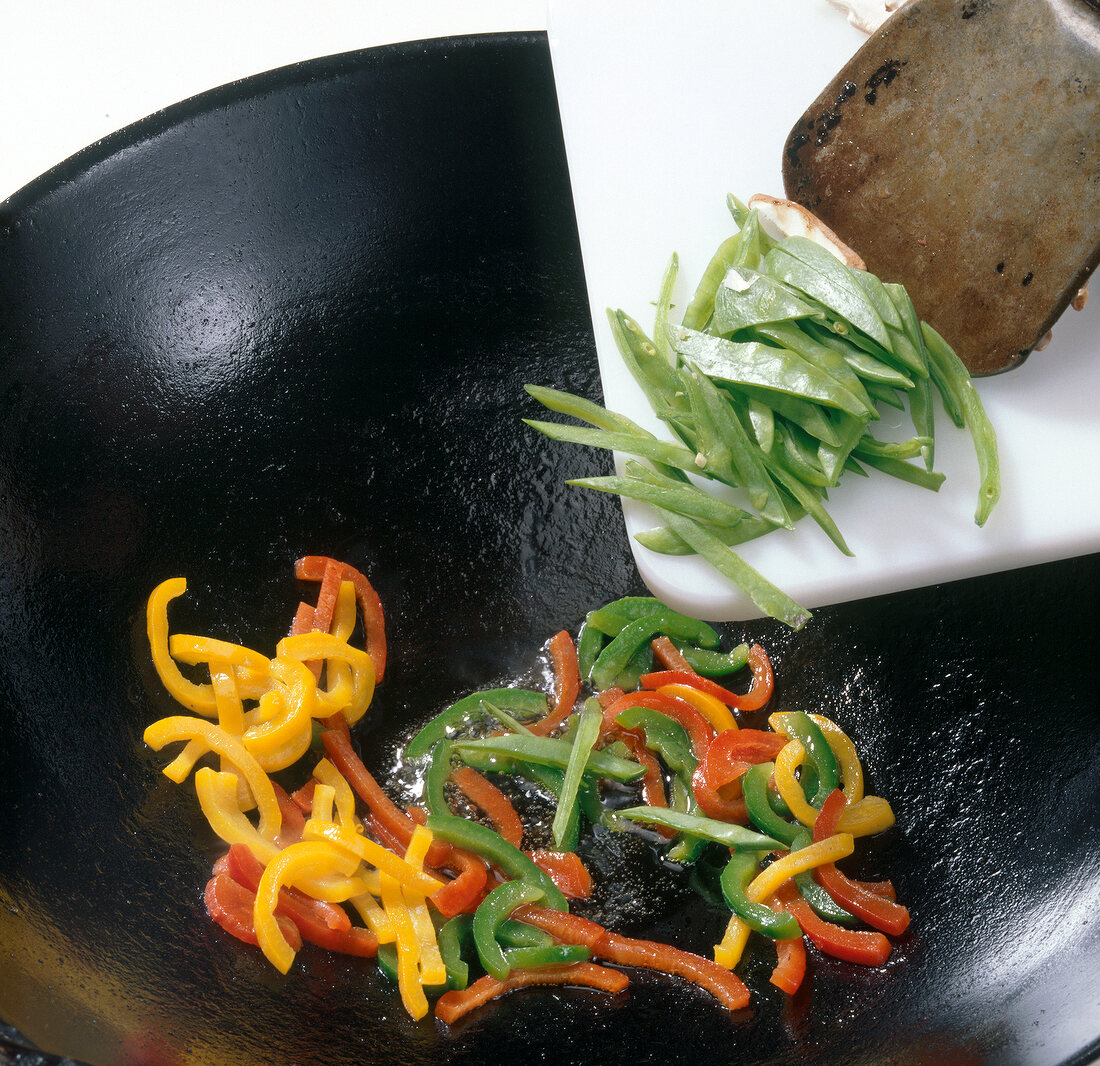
[160,738,207,784]
[311,757,359,831]
[254,840,360,973]
[210,667,246,735]
[657,683,738,733]
[714,831,855,967]
[348,888,396,944]
[144,716,281,841]
[836,795,896,837]
[774,739,819,827]
[401,826,447,987]
[169,634,272,697]
[277,632,374,725]
[146,578,217,715]
[770,712,865,803]
[194,768,279,864]
[380,869,430,1020]
[300,817,442,898]
[240,655,318,771]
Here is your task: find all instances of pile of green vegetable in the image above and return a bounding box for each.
[525,195,1000,628]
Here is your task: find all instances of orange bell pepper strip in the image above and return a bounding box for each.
[769,925,807,995]
[450,766,524,849]
[527,849,593,900]
[651,635,694,672]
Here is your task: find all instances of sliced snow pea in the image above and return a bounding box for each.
[607,309,689,424]
[584,598,720,647]
[674,327,869,415]
[552,699,602,850]
[567,471,749,527]
[577,620,605,682]
[451,734,645,784]
[712,267,821,334]
[406,688,548,758]
[616,806,783,852]
[854,449,946,491]
[855,434,933,461]
[765,239,890,349]
[523,420,703,477]
[653,253,678,363]
[674,641,750,677]
[633,512,777,556]
[848,265,904,331]
[655,508,812,630]
[921,321,1000,526]
[759,452,852,557]
[737,381,844,447]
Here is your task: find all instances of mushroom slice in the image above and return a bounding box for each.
[747,194,866,270]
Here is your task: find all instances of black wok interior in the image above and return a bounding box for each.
[1,32,1097,1066]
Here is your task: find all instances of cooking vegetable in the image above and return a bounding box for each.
[144,575,906,1026]
[525,197,1000,628]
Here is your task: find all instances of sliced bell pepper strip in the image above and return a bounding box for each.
[424,740,453,817]
[615,806,782,851]
[651,635,694,672]
[527,630,580,737]
[205,869,302,951]
[146,578,217,715]
[294,556,387,682]
[788,829,857,926]
[677,642,750,678]
[706,728,788,768]
[610,700,707,772]
[425,814,568,912]
[505,943,590,969]
[509,903,606,948]
[434,963,629,1025]
[741,762,799,847]
[719,850,800,940]
[773,712,838,808]
[527,849,593,900]
[770,711,864,803]
[584,600,720,646]
[590,613,719,691]
[193,767,280,864]
[774,880,891,966]
[691,761,749,824]
[438,913,475,990]
[658,683,738,734]
[577,619,606,681]
[769,925,807,995]
[405,688,549,759]
[773,739,820,827]
[473,880,547,980]
[738,644,775,711]
[593,929,751,1011]
[812,790,910,936]
[612,728,674,836]
[450,765,524,849]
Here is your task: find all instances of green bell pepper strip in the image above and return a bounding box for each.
[452,735,644,784]
[613,706,695,780]
[585,599,720,647]
[423,740,452,816]
[780,711,839,808]
[676,641,749,677]
[406,688,548,758]
[720,850,801,940]
[437,913,475,990]
[665,777,710,865]
[473,880,546,980]
[504,943,591,970]
[425,814,568,912]
[742,763,800,847]
[497,919,554,949]
[615,806,783,852]
[552,699,603,850]
[790,828,857,926]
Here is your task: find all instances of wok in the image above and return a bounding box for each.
[1,32,1098,1066]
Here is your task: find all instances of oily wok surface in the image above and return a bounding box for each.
[0,32,1098,1066]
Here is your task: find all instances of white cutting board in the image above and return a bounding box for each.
[547,0,1100,623]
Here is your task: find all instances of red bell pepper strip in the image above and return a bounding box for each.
[295,555,387,681]
[770,929,807,995]
[601,690,714,760]
[597,686,625,709]
[812,790,910,936]
[613,728,675,837]
[527,630,580,737]
[527,849,593,900]
[691,761,749,824]
[651,635,694,673]
[205,869,302,952]
[704,728,788,775]
[403,807,491,917]
[290,778,316,814]
[774,880,892,966]
[593,929,751,1011]
[639,643,774,712]
[272,782,306,847]
[222,844,378,957]
[321,728,449,869]
[435,963,629,1025]
[450,766,524,849]
[510,903,607,948]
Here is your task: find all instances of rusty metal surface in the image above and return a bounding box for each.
[782,0,1100,375]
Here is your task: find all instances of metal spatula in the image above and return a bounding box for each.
[782,0,1100,374]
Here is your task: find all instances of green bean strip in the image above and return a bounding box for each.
[451,734,644,783]
[653,253,678,363]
